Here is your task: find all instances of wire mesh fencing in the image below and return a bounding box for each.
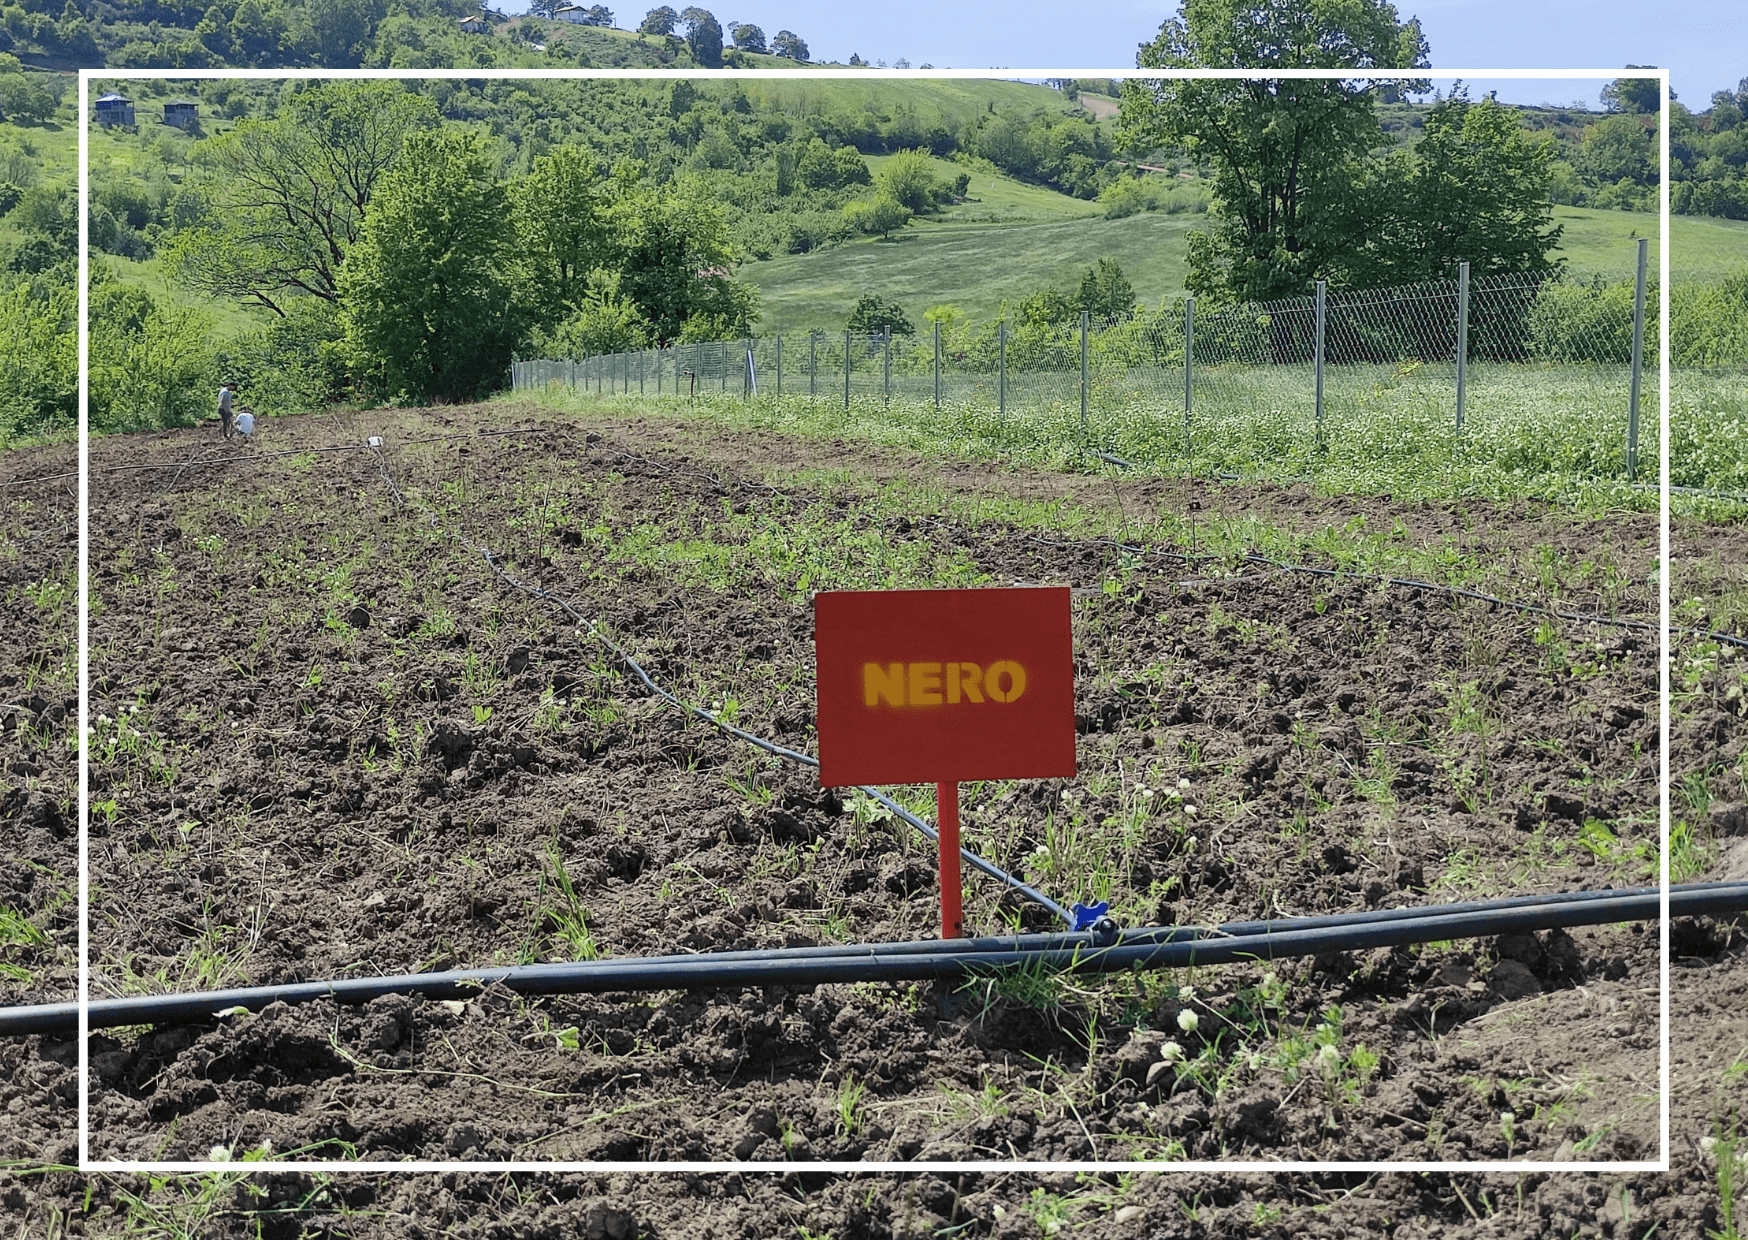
[512,244,1661,486]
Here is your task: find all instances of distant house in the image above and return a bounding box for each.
[458,14,487,33]
[95,93,134,126]
[163,100,198,130]
[552,5,588,22]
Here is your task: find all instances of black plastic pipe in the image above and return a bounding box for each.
[8,882,1741,1037]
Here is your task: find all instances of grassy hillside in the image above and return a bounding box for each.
[746,182,1748,336]
[745,210,1200,333]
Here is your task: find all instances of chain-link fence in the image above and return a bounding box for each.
[513,244,1661,484]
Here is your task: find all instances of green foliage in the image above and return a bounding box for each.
[1600,73,1662,115]
[536,272,650,357]
[638,7,677,35]
[0,278,74,442]
[163,81,439,313]
[679,6,720,68]
[796,139,871,191]
[340,128,522,402]
[87,279,215,434]
[513,143,611,328]
[216,296,351,414]
[0,71,55,123]
[874,147,943,214]
[845,291,913,337]
[612,184,755,342]
[1077,256,1136,321]
[842,192,910,239]
[1118,0,1430,303]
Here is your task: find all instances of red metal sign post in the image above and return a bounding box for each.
[815,587,1076,938]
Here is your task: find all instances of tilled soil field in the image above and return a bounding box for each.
[72,402,1696,1170]
[0,442,79,1170]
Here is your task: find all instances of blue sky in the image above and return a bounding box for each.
[508,0,1741,110]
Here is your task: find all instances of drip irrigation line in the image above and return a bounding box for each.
[366,444,1076,928]
[0,471,76,489]
[10,882,1741,1036]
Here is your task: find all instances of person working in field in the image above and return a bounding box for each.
[218,380,238,440]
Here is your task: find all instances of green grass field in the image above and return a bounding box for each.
[746,210,1203,333]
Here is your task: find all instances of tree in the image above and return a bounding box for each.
[1579,113,1657,185]
[771,29,806,60]
[609,185,754,342]
[639,5,677,34]
[581,5,613,26]
[0,72,55,124]
[796,140,870,190]
[164,82,439,314]
[678,6,721,66]
[843,193,910,239]
[1601,70,1665,114]
[875,148,942,214]
[846,292,913,336]
[340,128,522,403]
[512,145,611,331]
[1076,257,1135,320]
[1350,90,1562,286]
[1117,0,1430,304]
[729,21,764,53]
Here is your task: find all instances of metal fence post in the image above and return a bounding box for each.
[998,321,1007,421]
[933,319,941,409]
[1627,237,1648,479]
[1455,261,1470,436]
[1314,279,1327,442]
[1079,309,1089,438]
[1184,297,1194,457]
[882,327,891,406]
[844,329,851,411]
[744,337,752,399]
[809,332,817,398]
[775,335,782,399]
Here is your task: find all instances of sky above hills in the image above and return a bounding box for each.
[503,0,1739,110]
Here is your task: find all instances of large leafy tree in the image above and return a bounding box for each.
[678,6,721,67]
[340,129,522,402]
[1601,70,1664,114]
[164,81,437,314]
[1117,0,1429,304]
[512,145,612,330]
[609,185,753,342]
[1348,89,1563,286]
[771,29,807,60]
[639,5,677,33]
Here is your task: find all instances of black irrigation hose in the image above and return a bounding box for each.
[11,882,1743,1036]
[367,445,1079,928]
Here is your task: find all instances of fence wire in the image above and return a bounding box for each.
[513,251,1662,483]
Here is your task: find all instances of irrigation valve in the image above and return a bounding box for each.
[814,587,1076,939]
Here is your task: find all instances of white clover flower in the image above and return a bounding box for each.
[1261,971,1278,990]
[208,1144,233,1162]
[1316,1045,1341,1076]
[1184,835,1198,851]
[1159,1041,1184,1063]
[1184,805,1197,817]
[256,1139,274,1155]
[1178,984,1196,1001]
[1177,1009,1199,1034]
[97,714,112,726]
[1499,1111,1515,1126]
[1699,1136,1719,1156]
[1140,788,1155,800]
[1178,777,1191,789]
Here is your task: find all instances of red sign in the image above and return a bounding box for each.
[814,587,1076,787]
